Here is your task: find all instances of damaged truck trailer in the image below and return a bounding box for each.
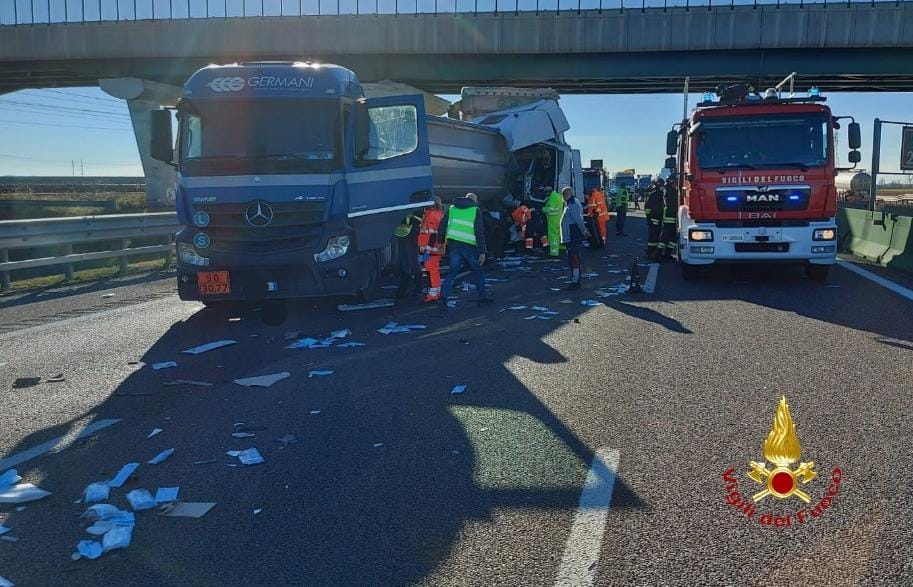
[149,62,581,305]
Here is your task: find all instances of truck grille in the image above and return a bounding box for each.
[734,242,790,253]
[196,201,325,254]
[716,187,811,213]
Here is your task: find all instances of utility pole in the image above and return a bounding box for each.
[81,159,84,176]
[71,160,75,176]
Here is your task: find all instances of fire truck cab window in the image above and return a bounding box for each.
[696,114,829,170]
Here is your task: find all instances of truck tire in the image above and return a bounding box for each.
[805,264,830,282]
[681,262,700,281]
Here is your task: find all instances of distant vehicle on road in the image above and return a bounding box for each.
[835,171,871,202]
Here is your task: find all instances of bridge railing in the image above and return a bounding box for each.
[0,212,178,291]
[0,0,907,26]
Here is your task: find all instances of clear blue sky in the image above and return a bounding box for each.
[2,87,912,180]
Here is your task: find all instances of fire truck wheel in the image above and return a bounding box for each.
[805,264,830,282]
[681,262,701,281]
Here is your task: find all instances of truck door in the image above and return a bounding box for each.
[348,95,433,250]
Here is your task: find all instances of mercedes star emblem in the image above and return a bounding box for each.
[245,201,273,227]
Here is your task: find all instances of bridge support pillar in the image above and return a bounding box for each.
[99,78,182,208]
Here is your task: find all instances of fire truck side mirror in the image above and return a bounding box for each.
[150,109,175,164]
[848,150,861,164]
[664,157,677,170]
[665,130,678,156]
[848,122,861,150]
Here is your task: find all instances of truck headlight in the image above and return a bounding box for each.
[314,235,350,263]
[689,229,714,242]
[177,241,210,267]
[813,228,837,241]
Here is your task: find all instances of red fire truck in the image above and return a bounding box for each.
[665,77,861,281]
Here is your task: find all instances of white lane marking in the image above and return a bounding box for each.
[642,263,660,294]
[0,298,201,341]
[555,447,620,587]
[837,260,913,303]
[0,418,121,471]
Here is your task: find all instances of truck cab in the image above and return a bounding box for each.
[667,83,861,281]
[150,62,433,302]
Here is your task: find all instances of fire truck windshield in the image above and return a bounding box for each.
[695,113,829,171]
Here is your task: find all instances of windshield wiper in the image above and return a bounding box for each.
[709,163,757,172]
[755,162,810,171]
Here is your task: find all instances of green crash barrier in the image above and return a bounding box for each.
[838,207,913,275]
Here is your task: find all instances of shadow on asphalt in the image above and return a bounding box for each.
[0,269,176,310]
[1,246,646,585]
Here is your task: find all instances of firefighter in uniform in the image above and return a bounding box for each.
[543,186,564,257]
[659,177,679,261]
[417,197,445,302]
[584,187,610,247]
[511,203,533,251]
[643,179,665,260]
[614,185,630,236]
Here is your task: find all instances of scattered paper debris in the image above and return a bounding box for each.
[337,299,395,312]
[147,448,175,465]
[0,536,17,543]
[542,311,559,316]
[531,306,549,312]
[450,385,467,395]
[583,272,599,278]
[507,305,527,311]
[580,300,602,307]
[83,483,110,504]
[0,481,52,504]
[0,575,13,587]
[337,342,366,348]
[309,410,321,415]
[193,459,216,465]
[182,340,237,355]
[277,434,297,446]
[231,432,256,438]
[163,379,213,387]
[329,329,351,339]
[101,293,115,299]
[0,526,10,536]
[253,509,262,515]
[373,443,384,448]
[102,525,133,552]
[147,428,163,438]
[227,448,264,466]
[0,470,20,490]
[75,540,103,560]
[160,502,215,518]
[152,361,178,370]
[46,373,65,383]
[285,337,319,349]
[308,370,334,378]
[126,489,156,511]
[377,322,426,335]
[233,372,290,387]
[154,487,179,504]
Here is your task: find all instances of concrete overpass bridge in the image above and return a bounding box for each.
[2,0,912,202]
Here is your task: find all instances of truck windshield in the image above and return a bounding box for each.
[179,99,339,175]
[695,113,829,170]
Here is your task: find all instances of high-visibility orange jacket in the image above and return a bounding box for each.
[417,208,444,255]
[585,188,610,221]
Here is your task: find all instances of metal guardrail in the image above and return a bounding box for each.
[0,212,178,291]
[0,0,907,25]
[0,199,118,212]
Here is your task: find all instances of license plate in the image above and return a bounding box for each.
[721,234,745,242]
[198,271,231,295]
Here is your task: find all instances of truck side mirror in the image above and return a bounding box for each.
[666,130,678,156]
[848,122,861,150]
[150,109,174,164]
[664,156,677,170]
[848,150,861,164]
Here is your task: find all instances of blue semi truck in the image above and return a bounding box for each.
[149,62,581,305]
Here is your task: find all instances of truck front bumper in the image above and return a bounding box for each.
[680,221,838,266]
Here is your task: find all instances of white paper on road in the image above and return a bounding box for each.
[147,448,175,465]
[0,526,10,536]
[524,315,539,320]
[543,311,559,316]
[147,428,163,438]
[337,342,366,348]
[531,306,549,311]
[330,329,351,339]
[0,575,11,587]
[337,299,395,312]
[182,339,237,355]
[580,300,602,307]
[286,337,319,349]
[126,489,156,511]
[0,483,52,504]
[0,470,21,491]
[231,432,256,438]
[450,385,467,394]
[155,487,180,504]
[506,305,527,311]
[404,324,426,330]
[152,361,178,370]
[228,448,264,466]
[278,434,297,446]
[233,372,290,387]
[160,502,216,518]
[75,540,103,560]
[101,525,133,552]
[378,322,410,335]
[83,483,110,503]
[308,370,334,378]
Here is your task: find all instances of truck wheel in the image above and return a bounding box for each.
[805,264,830,282]
[681,262,700,281]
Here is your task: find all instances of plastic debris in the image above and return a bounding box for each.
[163,380,213,387]
[147,428,163,438]
[155,487,179,504]
[450,385,467,395]
[152,361,178,370]
[126,489,156,511]
[159,502,215,518]
[233,372,290,387]
[0,526,10,536]
[83,483,110,503]
[277,434,298,446]
[75,540,103,560]
[147,448,175,465]
[107,463,140,488]
[227,448,264,466]
[308,370,334,378]
[580,300,602,307]
[337,299,395,312]
[182,340,237,355]
[232,432,256,438]
[337,342,366,348]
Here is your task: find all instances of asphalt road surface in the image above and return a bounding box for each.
[2,214,913,587]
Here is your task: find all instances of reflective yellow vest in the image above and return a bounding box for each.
[446,206,478,246]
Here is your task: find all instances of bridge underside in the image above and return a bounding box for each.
[3,49,913,94]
